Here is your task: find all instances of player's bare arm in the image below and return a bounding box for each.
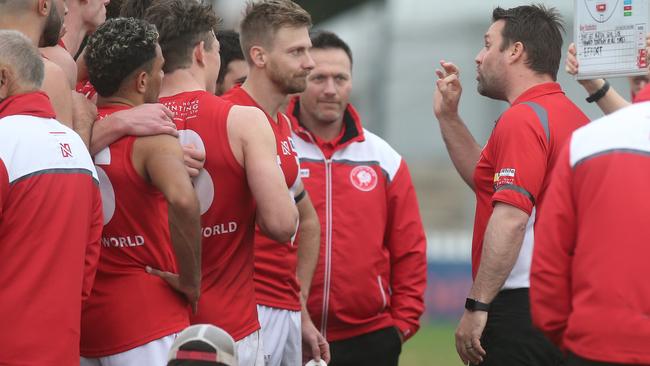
[455,202,529,365]
[228,105,299,242]
[295,185,320,299]
[89,103,178,155]
[71,91,97,148]
[42,59,73,127]
[433,60,481,190]
[40,44,77,88]
[134,134,202,312]
[294,188,328,362]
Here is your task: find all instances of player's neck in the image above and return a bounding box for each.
[160,68,206,98]
[241,72,287,121]
[506,70,555,104]
[0,19,41,47]
[299,108,344,142]
[61,16,87,56]
[97,94,140,109]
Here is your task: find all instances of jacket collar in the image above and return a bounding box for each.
[0,91,56,120]
[287,96,365,152]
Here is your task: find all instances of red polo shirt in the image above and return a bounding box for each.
[472,82,589,288]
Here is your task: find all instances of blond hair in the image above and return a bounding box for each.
[239,0,311,62]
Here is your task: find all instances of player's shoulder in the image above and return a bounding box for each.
[342,128,403,180]
[495,102,551,138]
[361,128,401,158]
[573,101,650,146]
[40,45,76,86]
[42,57,68,82]
[500,102,541,124]
[228,104,266,124]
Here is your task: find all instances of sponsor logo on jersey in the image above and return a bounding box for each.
[202,221,238,238]
[101,235,145,248]
[498,168,516,177]
[493,167,516,190]
[165,99,201,122]
[300,168,310,178]
[350,165,378,192]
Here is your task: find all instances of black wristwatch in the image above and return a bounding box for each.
[586,80,610,103]
[465,298,490,312]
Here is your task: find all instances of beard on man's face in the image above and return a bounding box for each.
[41,3,63,47]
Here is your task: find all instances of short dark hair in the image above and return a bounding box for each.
[239,0,312,63]
[145,0,219,73]
[309,30,353,65]
[216,30,244,85]
[493,4,565,80]
[85,17,158,97]
[120,0,155,19]
[105,0,123,19]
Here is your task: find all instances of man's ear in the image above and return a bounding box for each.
[135,70,148,95]
[249,45,266,68]
[38,0,51,17]
[0,67,13,101]
[508,41,525,65]
[194,40,206,66]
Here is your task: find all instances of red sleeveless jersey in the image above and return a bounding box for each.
[223,86,301,311]
[159,91,260,340]
[80,105,189,357]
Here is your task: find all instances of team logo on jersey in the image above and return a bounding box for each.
[281,140,291,155]
[60,143,73,158]
[350,165,378,192]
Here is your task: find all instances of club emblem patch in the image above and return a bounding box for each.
[350,165,378,192]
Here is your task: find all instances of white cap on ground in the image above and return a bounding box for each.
[168,324,238,366]
[305,360,327,366]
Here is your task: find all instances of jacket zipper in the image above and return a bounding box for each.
[302,130,333,338]
[321,158,332,337]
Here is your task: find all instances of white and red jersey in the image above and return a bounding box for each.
[472,83,589,289]
[223,86,302,311]
[531,102,650,364]
[287,98,427,342]
[159,91,260,341]
[0,92,102,365]
[81,104,189,357]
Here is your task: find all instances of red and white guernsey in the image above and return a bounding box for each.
[0,92,102,366]
[223,86,302,311]
[531,102,650,364]
[159,91,260,340]
[80,104,189,357]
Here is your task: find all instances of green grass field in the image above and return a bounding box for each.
[400,323,461,366]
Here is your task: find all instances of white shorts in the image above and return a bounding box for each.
[257,305,301,366]
[80,333,176,366]
[236,330,265,366]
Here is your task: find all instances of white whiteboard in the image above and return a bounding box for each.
[575,0,649,79]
